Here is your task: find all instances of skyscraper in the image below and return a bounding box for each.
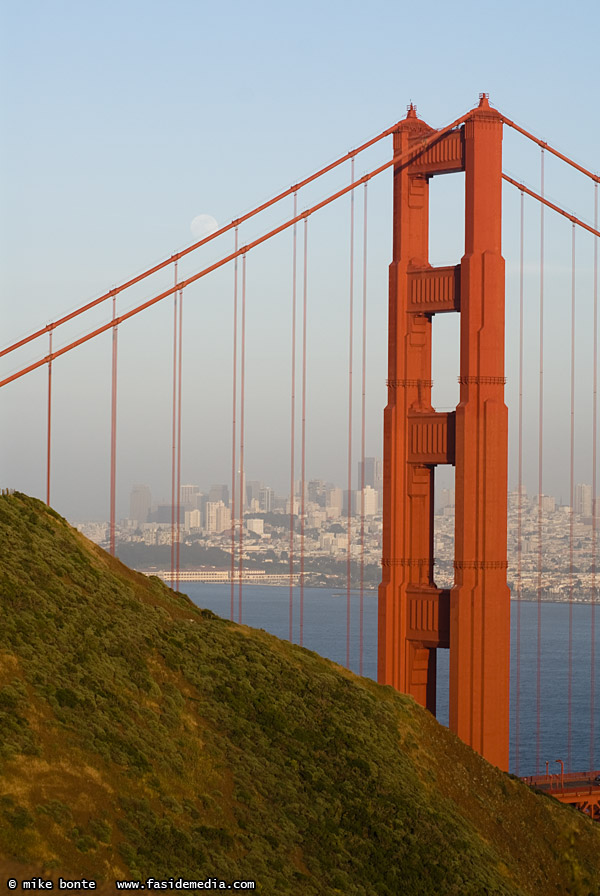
[576,483,593,517]
[246,480,263,508]
[129,485,151,526]
[259,486,274,512]
[358,457,382,490]
[180,484,199,507]
[205,501,231,534]
[356,486,378,517]
[209,484,229,506]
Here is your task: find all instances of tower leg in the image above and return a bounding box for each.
[450,98,510,771]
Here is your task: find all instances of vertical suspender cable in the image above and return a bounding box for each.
[171,262,178,584]
[568,223,576,771]
[238,254,247,623]
[359,182,368,677]
[300,218,308,647]
[176,286,183,592]
[516,189,525,775]
[230,229,239,620]
[46,329,53,506]
[536,148,545,774]
[592,182,598,771]
[110,295,118,557]
[346,157,355,670]
[289,193,298,642]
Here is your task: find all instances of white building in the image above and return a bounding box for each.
[185,508,202,531]
[319,532,347,554]
[356,486,378,517]
[205,501,232,534]
[326,487,343,513]
[535,494,556,514]
[307,509,327,529]
[285,498,299,516]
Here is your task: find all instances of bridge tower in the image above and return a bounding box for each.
[378,95,510,770]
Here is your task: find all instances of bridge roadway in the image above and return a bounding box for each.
[523,770,600,821]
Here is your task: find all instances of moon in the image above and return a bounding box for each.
[190,214,218,240]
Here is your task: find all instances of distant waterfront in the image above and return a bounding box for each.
[153,568,599,603]
[183,583,599,778]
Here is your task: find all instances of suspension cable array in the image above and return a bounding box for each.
[0,122,410,363]
[0,110,472,644]
[1,110,473,387]
[2,100,598,779]
[501,114,600,184]
[502,121,599,775]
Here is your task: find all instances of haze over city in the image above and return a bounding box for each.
[1,0,599,525]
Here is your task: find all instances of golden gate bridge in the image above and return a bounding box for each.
[1,94,598,817]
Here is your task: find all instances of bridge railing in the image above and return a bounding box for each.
[524,769,600,791]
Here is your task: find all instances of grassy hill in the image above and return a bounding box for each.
[0,492,599,894]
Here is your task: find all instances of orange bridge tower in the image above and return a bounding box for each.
[378,95,510,771]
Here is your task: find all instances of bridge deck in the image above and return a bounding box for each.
[523,771,600,821]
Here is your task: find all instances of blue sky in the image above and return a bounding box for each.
[1,0,598,518]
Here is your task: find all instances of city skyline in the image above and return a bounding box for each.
[78,464,600,527]
[72,470,600,607]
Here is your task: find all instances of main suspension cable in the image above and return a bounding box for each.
[0,121,408,362]
[503,175,600,238]
[7,107,596,370]
[1,111,474,390]
[501,114,600,184]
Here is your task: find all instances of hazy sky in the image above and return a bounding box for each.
[1,0,599,519]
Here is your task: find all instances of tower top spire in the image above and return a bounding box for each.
[478,92,490,109]
[406,103,417,119]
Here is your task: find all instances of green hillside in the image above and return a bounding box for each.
[0,492,598,894]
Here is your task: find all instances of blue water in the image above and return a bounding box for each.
[183,583,599,777]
